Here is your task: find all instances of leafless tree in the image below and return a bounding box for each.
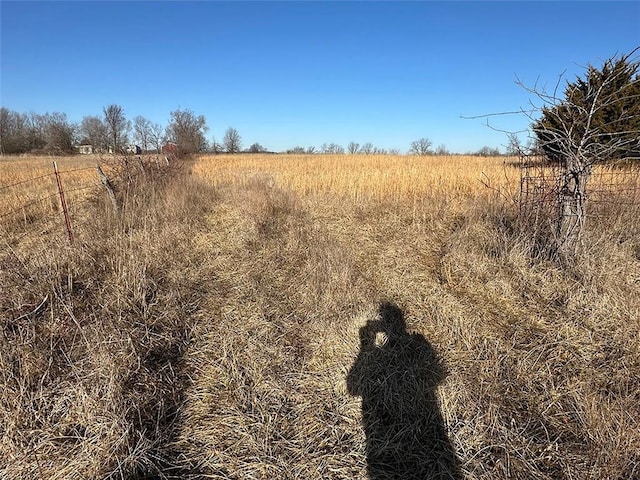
[103,104,129,153]
[41,112,76,154]
[149,122,165,153]
[474,146,501,157]
[320,143,344,154]
[247,142,266,153]
[80,116,108,152]
[0,108,34,154]
[435,144,450,155]
[166,108,208,155]
[360,142,374,155]
[505,133,523,156]
[348,141,360,154]
[133,116,153,153]
[0,108,8,155]
[210,136,223,154]
[1,110,74,154]
[521,49,640,258]
[286,146,306,154]
[223,127,242,153]
[409,138,432,156]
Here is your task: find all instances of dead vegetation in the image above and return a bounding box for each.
[1,153,639,479]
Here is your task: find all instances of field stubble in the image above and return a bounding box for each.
[1,153,639,479]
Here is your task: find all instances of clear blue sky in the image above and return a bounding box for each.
[1,1,638,153]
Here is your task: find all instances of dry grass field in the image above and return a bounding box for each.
[1,153,639,479]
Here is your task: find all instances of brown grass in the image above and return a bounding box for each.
[1,153,639,479]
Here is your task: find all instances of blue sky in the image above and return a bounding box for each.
[1,1,638,153]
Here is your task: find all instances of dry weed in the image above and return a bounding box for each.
[1,153,638,479]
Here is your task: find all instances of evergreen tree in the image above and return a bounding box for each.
[534,52,640,162]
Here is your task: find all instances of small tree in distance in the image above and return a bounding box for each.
[320,143,344,154]
[42,112,76,155]
[103,104,129,153]
[210,137,223,154]
[166,108,208,155]
[475,146,501,157]
[360,142,374,155]
[133,116,152,153]
[435,144,450,155]
[347,141,360,154]
[223,127,242,153]
[80,115,108,153]
[409,138,432,156]
[148,122,165,154]
[247,142,266,153]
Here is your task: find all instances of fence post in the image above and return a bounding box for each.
[53,161,74,244]
[97,165,120,213]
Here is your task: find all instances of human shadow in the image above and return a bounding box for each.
[347,302,462,479]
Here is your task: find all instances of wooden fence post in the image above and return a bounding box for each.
[97,165,120,213]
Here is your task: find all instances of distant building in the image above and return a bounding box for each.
[161,142,178,154]
[124,145,142,154]
[77,144,93,155]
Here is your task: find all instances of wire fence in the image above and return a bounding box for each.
[1,154,176,246]
[519,154,640,232]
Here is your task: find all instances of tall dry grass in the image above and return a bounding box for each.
[193,154,520,206]
[1,153,639,479]
[0,155,99,214]
[1,154,215,478]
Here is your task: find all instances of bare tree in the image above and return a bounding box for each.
[149,122,165,153]
[42,112,76,154]
[0,108,9,155]
[210,136,223,154]
[223,127,242,154]
[286,146,306,154]
[435,144,450,155]
[80,116,108,152]
[409,138,432,156]
[0,108,37,154]
[103,104,129,153]
[166,108,208,155]
[247,142,267,153]
[320,143,344,154]
[1,110,74,154]
[133,116,153,153]
[347,141,360,154]
[505,133,523,156]
[522,49,640,257]
[475,146,501,157]
[360,142,374,155]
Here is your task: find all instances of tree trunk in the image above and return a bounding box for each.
[556,159,590,258]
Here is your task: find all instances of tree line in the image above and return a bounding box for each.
[0,103,510,157]
[283,140,502,156]
[0,105,244,156]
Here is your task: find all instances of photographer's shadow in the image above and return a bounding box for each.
[347,302,462,479]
